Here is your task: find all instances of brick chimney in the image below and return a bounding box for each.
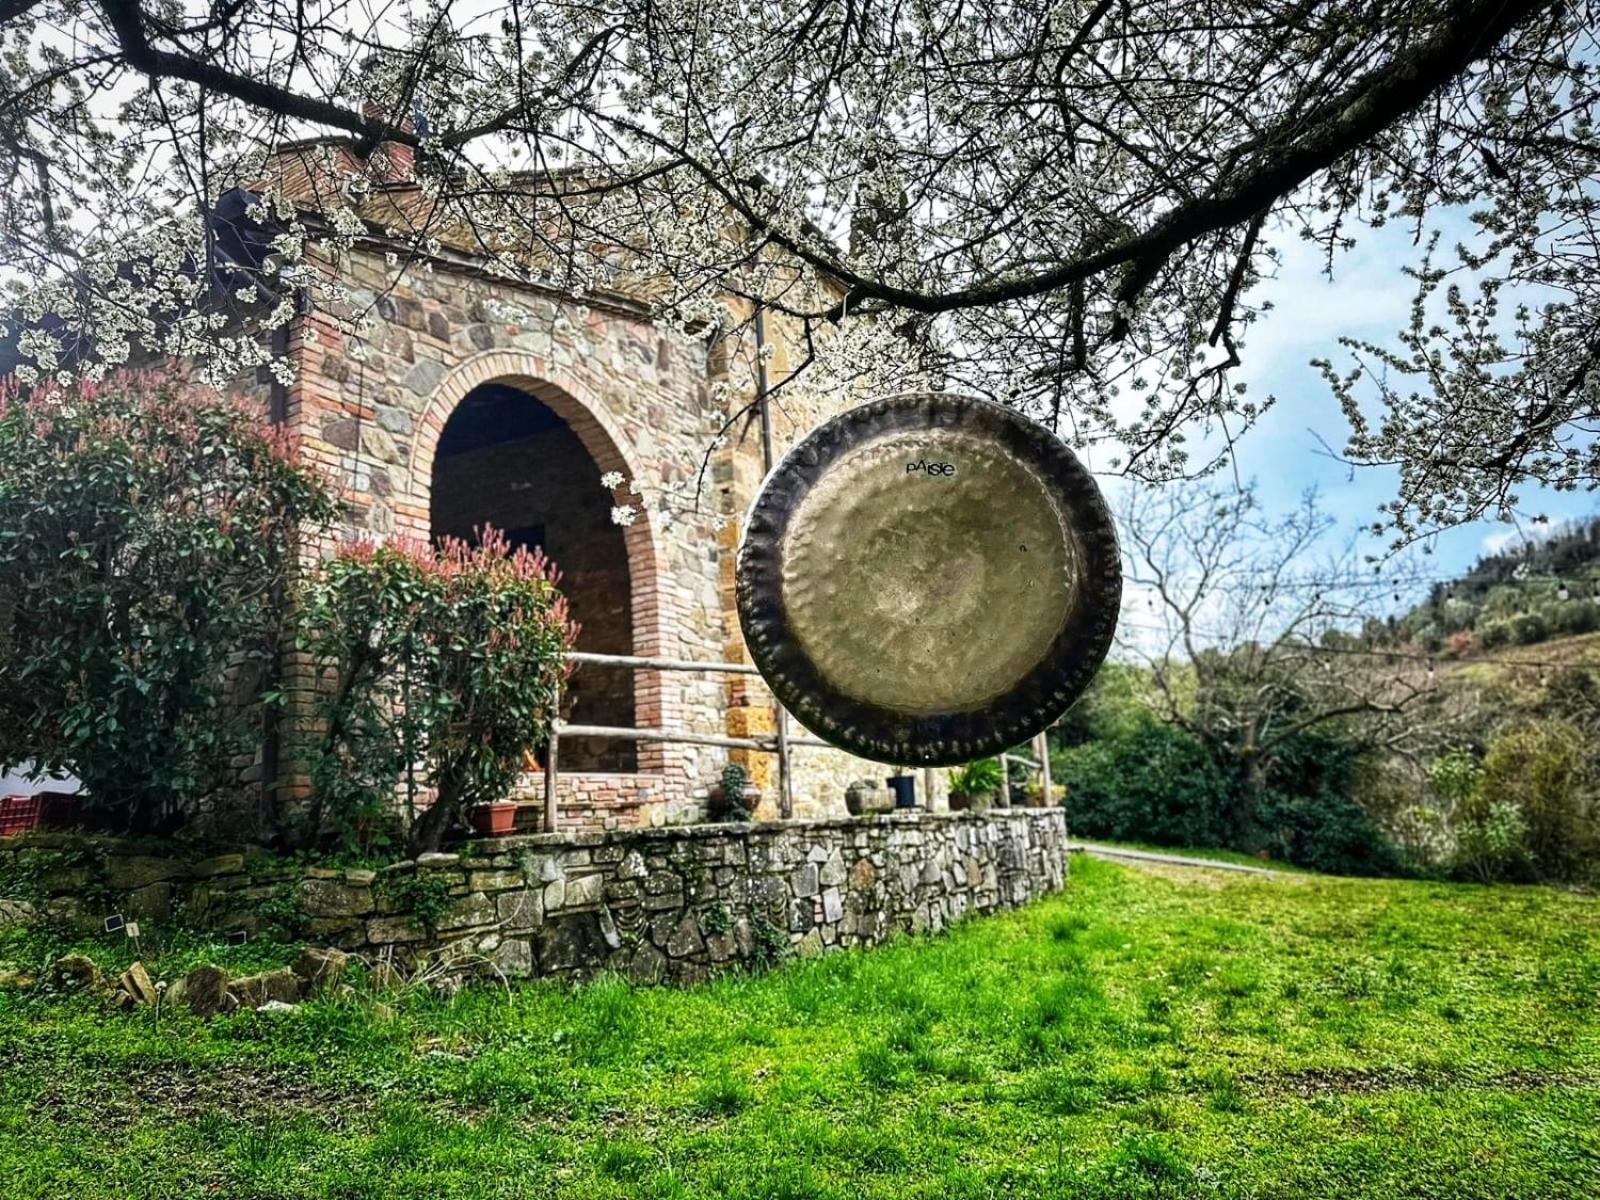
[362,100,416,185]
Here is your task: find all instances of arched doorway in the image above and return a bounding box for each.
[429,382,636,772]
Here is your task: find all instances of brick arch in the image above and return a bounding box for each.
[401,350,667,771]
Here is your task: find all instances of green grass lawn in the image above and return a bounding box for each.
[2,857,1598,1199]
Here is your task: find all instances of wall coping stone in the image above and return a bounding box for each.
[465,808,1058,854]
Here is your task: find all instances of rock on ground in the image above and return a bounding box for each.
[119,961,158,1006]
[181,965,231,1018]
[228,968,301,1009]
[50,954,105,993]
[291,947,348,995]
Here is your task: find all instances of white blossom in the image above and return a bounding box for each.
[0,0,1587,546]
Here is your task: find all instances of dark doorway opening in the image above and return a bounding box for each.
[431,383,636,772]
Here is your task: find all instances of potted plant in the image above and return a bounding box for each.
[711,762,761,820]
[1024,780,1065,807]
[467,800,518,837]
[947,758,1001,811]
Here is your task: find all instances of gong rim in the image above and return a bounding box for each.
[736,392,1122,767]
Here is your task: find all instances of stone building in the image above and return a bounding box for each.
[246,141,933,833]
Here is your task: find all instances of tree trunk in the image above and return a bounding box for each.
[408,776,463,855]
[1243,752,1266,802]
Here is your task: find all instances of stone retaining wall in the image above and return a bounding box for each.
[0,810,1066,984]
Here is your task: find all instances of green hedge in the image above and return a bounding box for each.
[1056,719,1405,876]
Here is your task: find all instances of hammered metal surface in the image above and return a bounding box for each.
[784,429,1076,714]
[737,393,1122,766]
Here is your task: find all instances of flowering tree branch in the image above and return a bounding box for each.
[1,0,1595,539]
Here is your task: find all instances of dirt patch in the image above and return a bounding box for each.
[24,1056,374,1130]
[1106,861,1251,889]
[1242,1064,1600,1099]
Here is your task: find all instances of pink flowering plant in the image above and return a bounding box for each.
[0,369,335,834]
[298,530,576,855]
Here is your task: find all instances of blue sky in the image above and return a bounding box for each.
[1192,218,1594,577]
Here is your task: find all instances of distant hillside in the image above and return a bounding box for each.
[1396,517,1600,654]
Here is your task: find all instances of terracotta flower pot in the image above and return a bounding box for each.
[467,801,518,837]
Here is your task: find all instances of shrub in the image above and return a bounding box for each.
[0,371,333,832]
[1510,612,1549,646]
[1476,621,1513,650]
[1428,753,1484,812]
[1059,718,1406,875]
[1252,732,1405,876]
[947,758,1001,800]
[299,531,576,855]
[1255,789,1406,877]
[1056,719,1239,848]
[1477,721,1596,884]
[1551,600,1600,637]
[1454,798,1532,883]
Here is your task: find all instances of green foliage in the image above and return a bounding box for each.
[0,371,335,832]
[1428,753,1484,810]
[1057,718,1240,849]
[749,911,790,968]
[0,846,111,912]
[297,530,575,855]
[714,763,755,823]
[946,758,1001,799]
[719,762,748,797]
[252,884,312,940]
[1454,799,1532,884]
[376,871,456,933]
[1254,789,1406,877]
[1052,661,1159,747]
[1059,718,1402,875]
[702,902,733,938]
[1477,721,1597,884]
[1392,517,1600,651]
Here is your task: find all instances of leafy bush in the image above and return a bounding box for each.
[1255,789,1406,876]
[0,371,333,832]
[1454,799,1532,883]
[712,762,753,822]
[1551,600,1600,637]
[1057,719,1239,849]
[948,758,1001,800]
[298,531,576,854]
[1428,753,1484,812]
[1477,721,1596,884]
[1059,718,1404,875]
[1476,621,1513,651]
[1510,612,1549,645]
[1244,732,1402,876]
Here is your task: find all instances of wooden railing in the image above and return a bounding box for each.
[541,650,831,833]
[543,650,1055,833]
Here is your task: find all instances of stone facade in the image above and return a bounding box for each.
[0,809,1066,983]
[261,221,911,831]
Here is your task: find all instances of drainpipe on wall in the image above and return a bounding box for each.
[260,315,292,827]
[753,307,795,820]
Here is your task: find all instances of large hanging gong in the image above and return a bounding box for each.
[736,392,1121,766]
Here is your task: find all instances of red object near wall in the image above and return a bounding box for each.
[467,801,518,837]
[0,795,43,837]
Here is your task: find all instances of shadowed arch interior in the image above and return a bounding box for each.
[430,382,635,772]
